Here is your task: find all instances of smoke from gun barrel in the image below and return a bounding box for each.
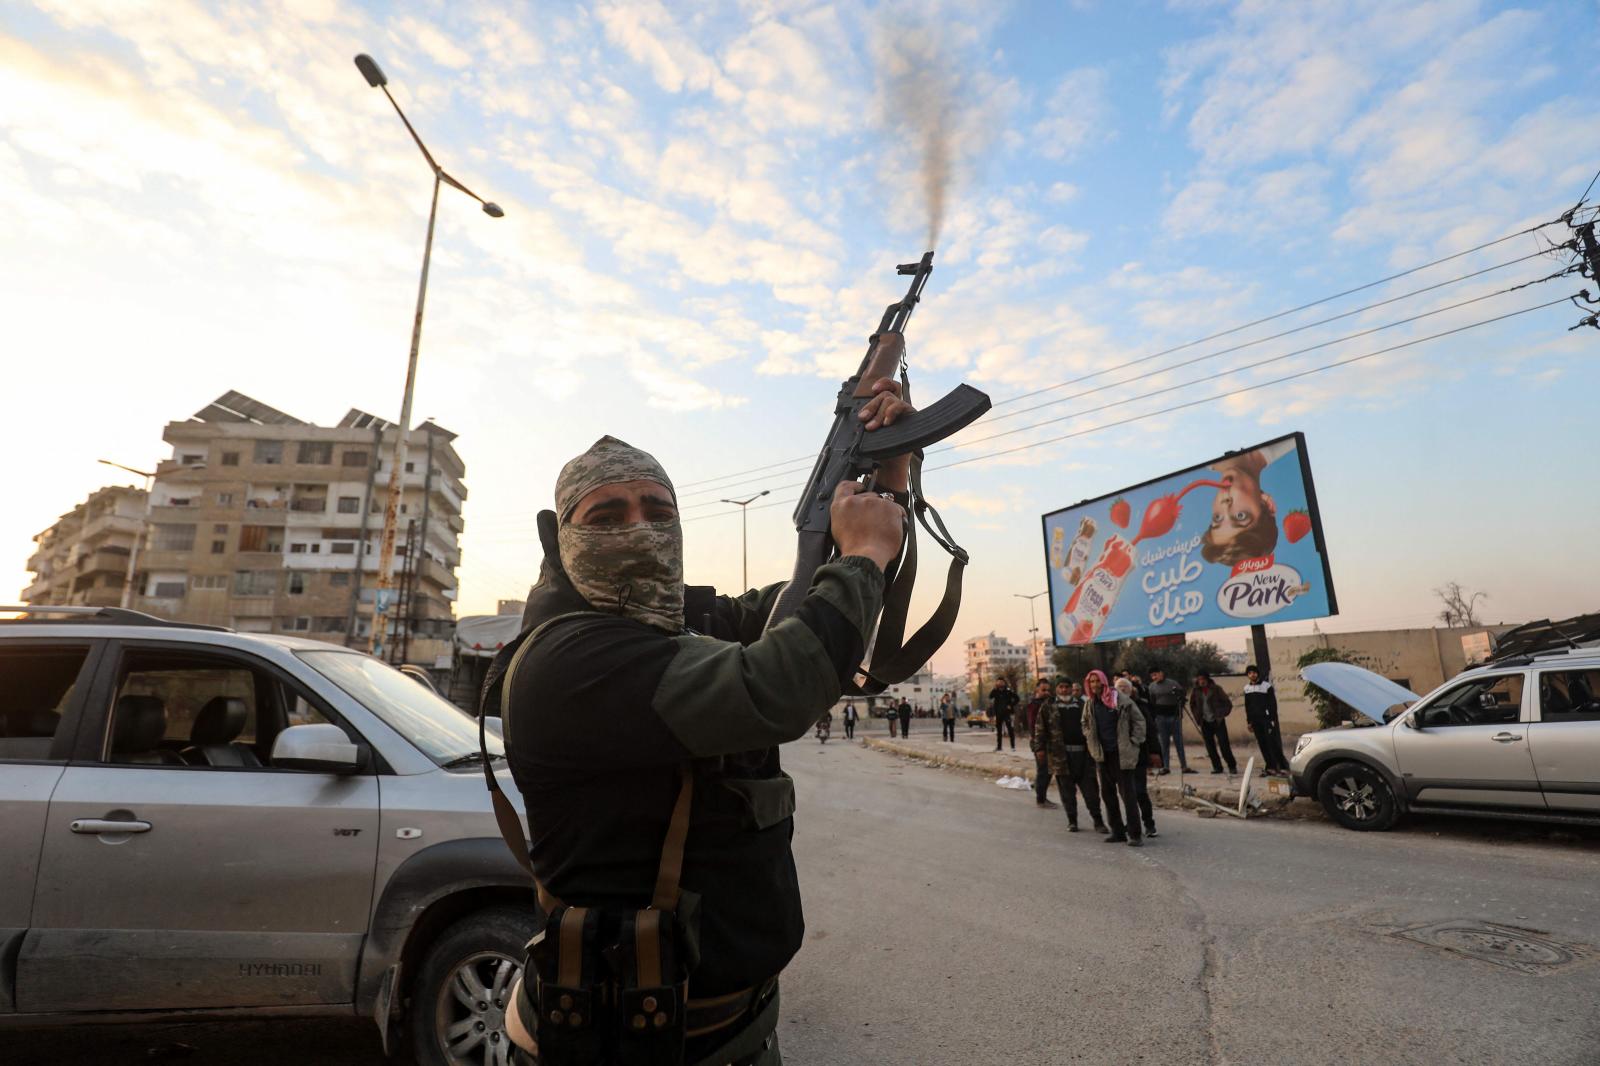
[883,35,957,249]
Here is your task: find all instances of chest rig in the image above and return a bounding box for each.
[479,613,766,1065]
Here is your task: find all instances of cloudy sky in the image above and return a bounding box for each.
[5,0,1597,673]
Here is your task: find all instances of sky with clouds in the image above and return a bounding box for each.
[4,0,1598,674]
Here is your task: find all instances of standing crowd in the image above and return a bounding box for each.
[1022,664,1291,845]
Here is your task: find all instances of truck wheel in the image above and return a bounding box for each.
[1317,761,1398,831]
[410,905,538,1066]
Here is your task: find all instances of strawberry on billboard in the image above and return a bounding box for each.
[1041,432,1338,645]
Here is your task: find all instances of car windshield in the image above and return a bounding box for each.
[297,650,504,766]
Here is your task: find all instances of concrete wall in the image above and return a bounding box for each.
[1260,625,1518,732]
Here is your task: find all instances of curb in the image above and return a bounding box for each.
[859,737,1322,820]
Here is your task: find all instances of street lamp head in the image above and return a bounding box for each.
[758,489,770,498]
[354,54,388,88]
[482,202,505,218]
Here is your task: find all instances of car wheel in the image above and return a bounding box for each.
[1317,761,1399,831]
[410,905,539,1066]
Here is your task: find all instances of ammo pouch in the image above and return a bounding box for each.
[519,894,700,1066]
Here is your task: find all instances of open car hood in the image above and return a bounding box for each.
[1301,662,1421,724]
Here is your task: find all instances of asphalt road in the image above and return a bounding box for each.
[6,739,1598,1065]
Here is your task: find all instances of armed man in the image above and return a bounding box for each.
[484,381,915,1066]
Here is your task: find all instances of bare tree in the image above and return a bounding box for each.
[1435,581,1488,628]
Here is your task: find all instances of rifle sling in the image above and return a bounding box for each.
[480,612,694,915]
[850,448,970,696]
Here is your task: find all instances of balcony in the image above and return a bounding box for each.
[78,548,133,575]
[81,512,143,541]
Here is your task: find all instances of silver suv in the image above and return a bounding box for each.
[1290,649,1600,831]
[0,607,533,1066]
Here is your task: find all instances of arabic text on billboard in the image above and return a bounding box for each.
[1041,432,1337,645]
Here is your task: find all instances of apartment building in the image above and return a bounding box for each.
[127,390,465,670]
[963,631,1031,699]
[23,485,148,607]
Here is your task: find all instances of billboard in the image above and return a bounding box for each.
[1042,432,1337,646]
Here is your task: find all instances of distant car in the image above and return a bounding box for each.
[1290,649,1600,831]
[0,606,531,1066]
[967,708,991,728]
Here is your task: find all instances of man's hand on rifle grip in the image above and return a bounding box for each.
[830,481,904,571]
[857,377,915,492]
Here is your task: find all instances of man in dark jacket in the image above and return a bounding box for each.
[1144,667,1189,775]
[989,678,1019,751]
[1024,679,1056,808]
[493,414,910,1064]
[1188,671,1237,775]
[897,697,912,738]
[1031,678,1105,832]
[1242,664,1290,774]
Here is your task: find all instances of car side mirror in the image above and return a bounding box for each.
[1404,712,1423,731]
[271,723,366,773]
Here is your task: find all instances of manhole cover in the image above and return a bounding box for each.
[1392,920,1588,974]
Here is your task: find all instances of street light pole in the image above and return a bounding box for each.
[354,53,502,660]
[98,459,155,609]
[719,490,770,591]
[1014,590,1048,683]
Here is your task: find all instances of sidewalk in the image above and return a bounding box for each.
[858,723,1321,820]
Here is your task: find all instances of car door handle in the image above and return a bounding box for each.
[70,818,153,834]
[1490,732,1523,743]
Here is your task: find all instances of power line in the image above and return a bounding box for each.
[681,293,1574,522]
[671,212,1568,496]
[926,294,1574,472]
[671,263,1573,511]
[673,248,1566,505]
[938,266,1577,454]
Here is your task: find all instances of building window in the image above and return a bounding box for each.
[291,494,326,513]
[296,441,333,465]
[181,454,204,465]
[330,542,355,555]
[314,617,347,634]
[341,450,369,468]
[330,572,352,587]
[213,523,228,534]
[217,492,234,506]
[220,451,240,467]
[404,462,415,473]
[280,617,311,632]
[254,440,283,465]
[151,524,196,552]
[400,504,408,514]
[239,525,283,553]
[232,571,277,597]
[289,543,307,554]
[192,574,227,590]
[287,572,306,596]
[211,540,226,554]
[337,496,360,514]
[152,581,186,598]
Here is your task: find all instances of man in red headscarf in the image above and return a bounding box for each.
[1080,669,1148,847]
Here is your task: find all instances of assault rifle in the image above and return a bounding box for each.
[766,251,991,691]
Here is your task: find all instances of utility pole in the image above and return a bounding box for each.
[354,53,502,659]
[719,490,770,591]
[1013,590,1048,685]
[1250,623,1272,681]
[97,459,157,609]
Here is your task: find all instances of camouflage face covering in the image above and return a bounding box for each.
[554,436,684,633]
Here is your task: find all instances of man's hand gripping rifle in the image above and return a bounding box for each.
[765,251,991,692]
